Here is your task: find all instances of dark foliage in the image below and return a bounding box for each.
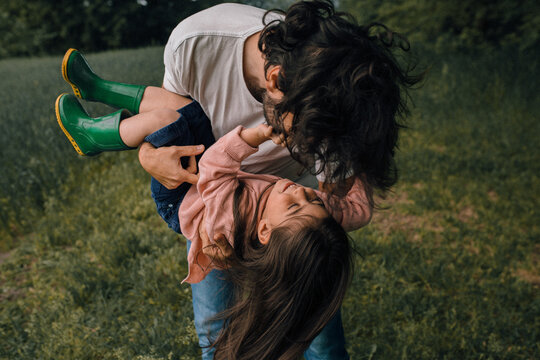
[0,0,225,59]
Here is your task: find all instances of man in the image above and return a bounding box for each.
[136,1,420,358]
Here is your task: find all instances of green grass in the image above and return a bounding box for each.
[0,47,165,249]
[1,45,539,359]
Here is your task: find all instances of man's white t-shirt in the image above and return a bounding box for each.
[163,3,316,184]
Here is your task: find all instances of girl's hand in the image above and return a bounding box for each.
[199,215,233,269]
[269,131,288,148]
[254,124,288,147]
[256,123,274,140]
[240,124,274,147]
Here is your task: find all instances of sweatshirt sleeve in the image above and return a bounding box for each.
[196,126,258,242]
[316,177,373,232]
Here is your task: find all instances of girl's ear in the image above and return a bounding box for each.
[257,219,272,245]
[264,65,284,102]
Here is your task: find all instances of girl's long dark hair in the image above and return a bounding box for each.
[211,182,353,359]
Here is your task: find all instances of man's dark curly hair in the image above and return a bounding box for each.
[259,0,423,202]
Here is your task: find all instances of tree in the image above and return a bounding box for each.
[339,0,540,51]
[0,0,226,59]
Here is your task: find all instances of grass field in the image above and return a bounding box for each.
[0,45,539,359]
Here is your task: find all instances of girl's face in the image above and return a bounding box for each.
[258,179,329,244]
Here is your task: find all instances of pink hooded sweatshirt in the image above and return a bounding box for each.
[179,126,372,283]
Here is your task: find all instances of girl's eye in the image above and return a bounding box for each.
[288,203,298,210]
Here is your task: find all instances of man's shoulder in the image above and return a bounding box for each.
[167,3,272,49]
[193,3,266,19]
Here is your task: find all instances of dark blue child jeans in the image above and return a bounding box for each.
[145,100,350,360]
[144,101,215,234]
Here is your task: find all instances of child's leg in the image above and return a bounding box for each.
[144,101,215,234]
[55,93,183,156]
[119,108,184,147]
[62,49,145,114]
[55,93,133,156]
[62,48,192,115]
[139,86,192,114]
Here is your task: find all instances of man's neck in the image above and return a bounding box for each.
[243,31,266,102]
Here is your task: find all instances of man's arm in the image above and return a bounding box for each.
[138,142,204,189]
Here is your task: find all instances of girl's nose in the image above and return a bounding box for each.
[293,187,308,201]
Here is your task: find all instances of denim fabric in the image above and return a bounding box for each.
[304,309,350,360]
[144,101,215,234]
[187,241,233,359]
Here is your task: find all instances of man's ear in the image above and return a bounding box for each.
[264,65,284,101]
[257,219,272,245]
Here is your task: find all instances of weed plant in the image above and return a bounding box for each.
[0,45,539,358]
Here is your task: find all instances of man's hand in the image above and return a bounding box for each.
[138,142,204,189]
[199,217,234,269]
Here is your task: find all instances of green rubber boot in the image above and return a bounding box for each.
[55,93,134,156]
[61,48,146,115]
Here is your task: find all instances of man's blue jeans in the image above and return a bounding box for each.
[188,241,350,360]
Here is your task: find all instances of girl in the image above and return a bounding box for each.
[55,49,372,359]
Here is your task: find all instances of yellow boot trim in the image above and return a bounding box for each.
[55,93,85,156]
[61,48,82,99]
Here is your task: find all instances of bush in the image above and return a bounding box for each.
[0,0,225,59]
[340,0,540,52]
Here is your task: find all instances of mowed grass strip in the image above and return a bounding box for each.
[1,46,539,359]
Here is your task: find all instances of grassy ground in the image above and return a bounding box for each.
[0,45,539,359]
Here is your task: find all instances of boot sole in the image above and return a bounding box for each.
[55,94,86,156]
[61,48,83,99]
